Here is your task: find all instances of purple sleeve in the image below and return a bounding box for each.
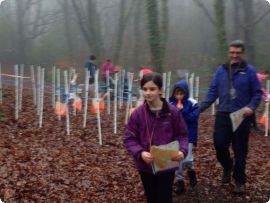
[123,111,143,160]
[172,109,188,156]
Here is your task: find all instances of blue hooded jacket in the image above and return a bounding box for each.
[169,80,199,145]
[199,62,262,113]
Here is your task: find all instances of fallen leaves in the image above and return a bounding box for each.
[0,88,269,202]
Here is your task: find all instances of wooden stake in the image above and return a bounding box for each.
[37,66,41,115]
[162,73,167,98]
[125,72,134,124]
[64,70,70,135]
[0,63,2,105]
[14,65,19,120]
[265,80,269,137]
[195,76,200,102]
[56,68,61,121]
[83,69,90,128]
[106,70,110,114]
[114,73,118,134]
[166,71,171,101]
[30,65,37,106]
[94,70,102,145]
[52,66,56,108]
[39,68,45,128]
[19,64,24,111]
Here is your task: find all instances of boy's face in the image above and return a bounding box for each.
[174,90,185,100]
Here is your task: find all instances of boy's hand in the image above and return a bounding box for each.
[141,151,153,164]
[171,151,184,161]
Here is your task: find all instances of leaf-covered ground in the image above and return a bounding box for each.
[0,87,269,203]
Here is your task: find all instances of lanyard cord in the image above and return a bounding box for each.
[144,105,156,148]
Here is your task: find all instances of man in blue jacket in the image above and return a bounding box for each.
[200,40,262,194]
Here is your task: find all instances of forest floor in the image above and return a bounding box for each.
[0,87,269,203]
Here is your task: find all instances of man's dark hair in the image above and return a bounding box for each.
[229,40,245,52]
[90,55,96,60]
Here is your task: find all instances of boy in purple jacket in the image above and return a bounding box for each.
[169,80,199,194]
[124,73,188,203]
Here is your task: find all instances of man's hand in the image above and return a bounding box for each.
[243,107,254,117]
[171,151,184,161]
[141,151,153,164]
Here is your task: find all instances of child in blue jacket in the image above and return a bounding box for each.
[169,80,199,194]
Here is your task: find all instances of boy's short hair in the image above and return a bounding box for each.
[175,87,185,94]
[90,55,96,60]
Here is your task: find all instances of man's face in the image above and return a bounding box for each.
[229,47,244,64]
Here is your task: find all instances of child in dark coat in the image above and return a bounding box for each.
[170,80,199,194]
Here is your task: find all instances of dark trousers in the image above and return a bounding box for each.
[139,171,175,203]
[213,112,251,184]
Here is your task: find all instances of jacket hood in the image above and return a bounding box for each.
[171,80,189,100]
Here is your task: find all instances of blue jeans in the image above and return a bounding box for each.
[175,143,194,181]
[214,112,251,184]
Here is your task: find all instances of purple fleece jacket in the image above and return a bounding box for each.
[124,99,188,173]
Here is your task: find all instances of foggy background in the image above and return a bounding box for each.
[0,0,269,82]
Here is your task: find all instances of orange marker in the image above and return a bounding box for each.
[177,99,182,109]
[73,98,82,111]
[90,99,105,113]
[54,102,67,116]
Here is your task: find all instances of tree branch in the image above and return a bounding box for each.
[192,0,216,26]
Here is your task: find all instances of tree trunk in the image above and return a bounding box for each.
[62,0,74,63]
[232,0,241,39]
[242,0,255,64]
[15,1,26,64]
[146,0,164,72]
[214,0,227,63]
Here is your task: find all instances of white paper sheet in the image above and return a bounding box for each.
[230,108,245,132]
[150,141,179,174]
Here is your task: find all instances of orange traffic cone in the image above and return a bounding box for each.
[90,99,105,113]
[54,102,67,116]
[260,111,270,130]
[260,114,266,126]
[73,98,82,111]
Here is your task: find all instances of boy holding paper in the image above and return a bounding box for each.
[199,40,262,194]
[170,80,199,194]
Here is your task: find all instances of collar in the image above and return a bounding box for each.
[223,61,247,71]
[144,98,171,117]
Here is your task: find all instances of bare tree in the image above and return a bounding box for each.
[57,0,75,63]
[214,0,227,63]
[71,0,103,63]
[14,0,56,64]
[145,0,168,72]
[113,0,135,65]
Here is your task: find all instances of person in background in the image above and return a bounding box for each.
[169,80,199,194]
[124,72,188,203]
[199,40,262,194]
[101,59,115,83]
[84,55,98,85]
[251,70,270,130]
[257,70,269,100]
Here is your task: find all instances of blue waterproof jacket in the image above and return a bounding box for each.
[169,80,199,145]
[84,60,97,78]
[200,62,262,113]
